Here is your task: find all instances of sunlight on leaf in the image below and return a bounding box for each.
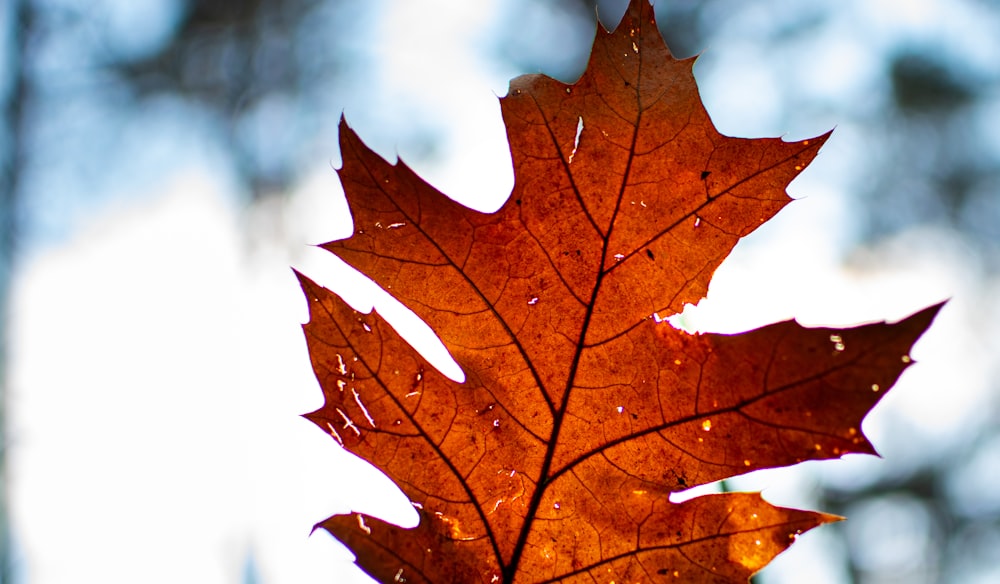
[296,1,941,581]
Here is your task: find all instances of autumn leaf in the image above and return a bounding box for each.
[296,1,942,582]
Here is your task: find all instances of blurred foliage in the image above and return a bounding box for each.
[2,0,347,579]
[890,52,976,113]
[109,0,339,197]
[869,47,1000,260]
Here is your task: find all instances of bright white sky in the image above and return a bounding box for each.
[7,1,995,583]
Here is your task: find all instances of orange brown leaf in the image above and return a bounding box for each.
[297,1,941,582]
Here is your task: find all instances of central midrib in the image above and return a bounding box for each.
[501,50,646,582]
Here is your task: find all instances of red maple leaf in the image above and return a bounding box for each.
[296,1,941,581]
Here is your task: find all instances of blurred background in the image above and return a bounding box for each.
[1,0,998,582]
